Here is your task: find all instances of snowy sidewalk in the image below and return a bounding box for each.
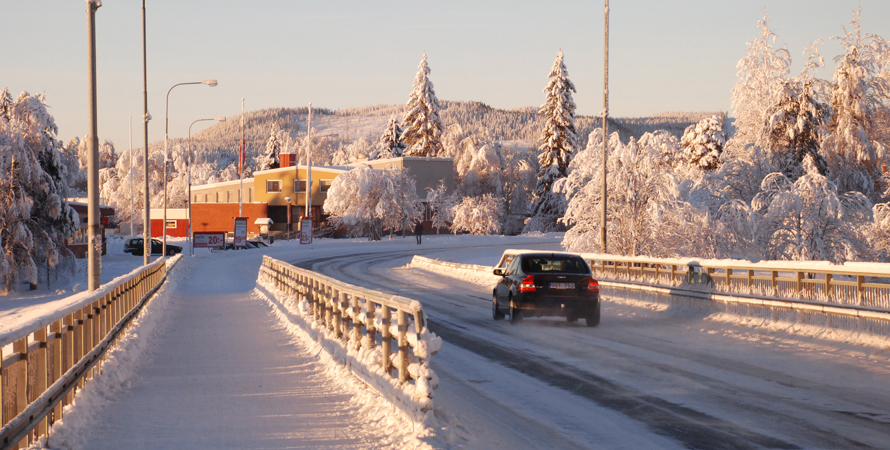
[51,253,408,449]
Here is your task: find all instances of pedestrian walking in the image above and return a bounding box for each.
[414,222,423,244]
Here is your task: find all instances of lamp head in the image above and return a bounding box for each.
[214,117,226,121]
[202,79,218,87]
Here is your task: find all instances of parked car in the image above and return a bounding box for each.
[492,252,600,326]
[124,238,182,256]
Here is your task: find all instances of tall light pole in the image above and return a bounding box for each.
[129,115,134,237]
[187,116,226,256]
[600,0,610,254]
[86,0,101,291]
[284,196,293,240]
[141,0,151,265]
[164,79,217,256]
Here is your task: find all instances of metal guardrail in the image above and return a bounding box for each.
[259,255,438,419]
[0,257,176,450]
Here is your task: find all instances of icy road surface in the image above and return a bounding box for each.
[18,234,890,449]
[300,238,890,449]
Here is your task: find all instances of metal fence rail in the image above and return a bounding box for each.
[260,256,438,419]
[0,257,175,450]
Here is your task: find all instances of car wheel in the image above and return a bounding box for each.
[509,297,521,325]
[585,307,601,327]
[492,296,504,320]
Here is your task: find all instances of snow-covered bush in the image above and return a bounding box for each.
[680,115,725,171]
[451,194,503,235]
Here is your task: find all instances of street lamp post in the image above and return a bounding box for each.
[188,117,226,256]
[86,0,101,291]
[164,79,217,256]
[600,0,610,254]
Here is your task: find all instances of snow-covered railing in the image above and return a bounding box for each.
[259,256,440,422]
[494,249,890,318]
[0,256,177,450]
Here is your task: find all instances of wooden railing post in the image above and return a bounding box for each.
[857,275,865,306]
[333,288,343,339]
[365,301,376,350]
[34,327,48,439]
[12,337,28,438]
[796,271,803,294]
[771,270,779,295]
[382,307,392,376]
[825,273,833,301]
[397,309,409,384]
[726,268,732,288]
[352,294,362,350]
[51,319,64,422]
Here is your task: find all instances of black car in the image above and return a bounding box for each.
[123,238,182,256]
[492,252,600,326]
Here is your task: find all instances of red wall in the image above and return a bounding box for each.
[150,218,190,238]
[191,203,269,234]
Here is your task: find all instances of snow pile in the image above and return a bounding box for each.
[256,264,441,427]
[407,255,500,287]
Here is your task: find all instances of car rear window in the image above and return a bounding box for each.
[521,256,589,274]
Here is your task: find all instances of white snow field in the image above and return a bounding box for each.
[8,233,890,449]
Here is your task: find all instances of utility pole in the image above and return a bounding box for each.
[600,0,609,254]
[129,115,134,237]
[86,0,101,291]
[142,0,151,265]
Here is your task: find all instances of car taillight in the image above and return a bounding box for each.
[520,274,536,292]
[587,277,599,293]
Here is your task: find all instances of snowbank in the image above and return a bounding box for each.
[407,255,500,287]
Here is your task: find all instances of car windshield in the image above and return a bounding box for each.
[521,256,589,274]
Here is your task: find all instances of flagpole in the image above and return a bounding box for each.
[240,97,244,217]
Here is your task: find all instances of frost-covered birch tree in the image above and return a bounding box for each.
[402,53,445,157]
[525,49,577,233]
[323,164,421,240]
[822,8,890,201]
[0,89,79,291]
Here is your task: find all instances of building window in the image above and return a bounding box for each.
[267,180,282,193]
[319,180,333,193]
[166,220,177,229]
[248,188,253,202]
[214,192,219,203]
[203,193,208,203]
[294,179,307,193]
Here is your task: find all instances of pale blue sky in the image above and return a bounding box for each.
[3,1,889,149]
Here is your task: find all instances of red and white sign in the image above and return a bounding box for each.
[300,217,312,245]
[234,217,248,248]
[193,231,225,248]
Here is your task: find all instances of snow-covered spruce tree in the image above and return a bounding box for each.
[372,115,407,160]
[0,90,79,290]
[401,53,445,157]
[680,115,725,171]
[323,164,421,240]
[525,49,577,233]
[451,194,503,235]
[751,155,873,263]
[822,8,890,201]
[260,123,281,170]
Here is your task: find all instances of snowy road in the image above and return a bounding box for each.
[299,241,890,449]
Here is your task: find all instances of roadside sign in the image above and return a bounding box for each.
[300,217,312,244]
[234,217,248,248]
[193,231,225,248]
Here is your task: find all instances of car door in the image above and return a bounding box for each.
[495,257,518,305]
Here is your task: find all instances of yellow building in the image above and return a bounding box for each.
[191,156,455,235]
